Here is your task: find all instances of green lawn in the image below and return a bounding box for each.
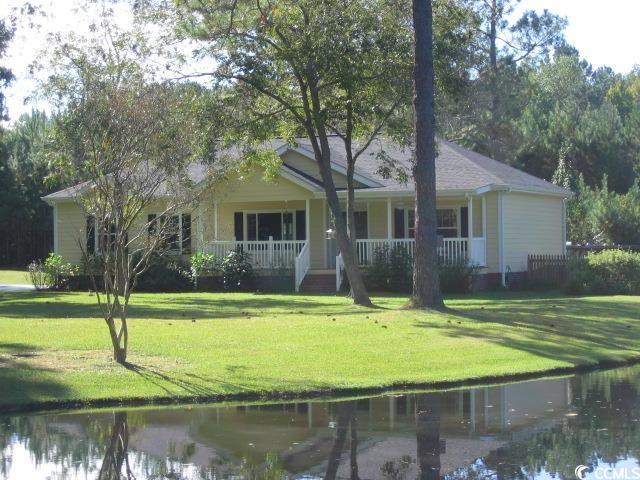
[0,269,29,284]
[1,290,639,411]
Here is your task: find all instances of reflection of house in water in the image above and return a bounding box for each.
[43,377,571,478]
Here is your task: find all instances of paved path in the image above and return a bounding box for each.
[0,284,36,292]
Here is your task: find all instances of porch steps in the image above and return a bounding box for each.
[299,273,336,294]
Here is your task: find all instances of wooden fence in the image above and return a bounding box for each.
[566,245,640,257]
[527,254,568,287]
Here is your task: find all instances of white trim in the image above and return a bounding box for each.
[468,195,474,260]
[498,192,506,286]
[386,198,392,240]
[475,184,572,198]
[482,195,487,264]
[305,199,310,241]
[562,198,567,253]
[323,200,328,268]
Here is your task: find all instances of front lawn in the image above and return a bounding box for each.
[0,290,639,411]
[0,269,29,284]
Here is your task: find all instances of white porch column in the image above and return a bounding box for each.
[467,195,474,261]
[305,199,310,242]
[214,201,219,240]
[386,198,392,239]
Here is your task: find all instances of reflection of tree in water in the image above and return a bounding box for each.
[416,394,441,480]
[325,401,360,480]
[448,368,640,480]
[98,412,134,480]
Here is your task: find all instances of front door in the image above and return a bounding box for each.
[326,211,368,268]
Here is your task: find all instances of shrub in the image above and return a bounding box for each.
[135,254,192,292]
[27,260,48,290]
[565,249,640,295]
[28,253,79,290]
[221,249,254,291]
[439,260,482,294]
[190,252,219,288]
[365,244,413,293]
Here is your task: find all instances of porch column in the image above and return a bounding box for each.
[305,199,310,242]
[467,195,474,262]
[386,197,392,239]
[214,201,219,240]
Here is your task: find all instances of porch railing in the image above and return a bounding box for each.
[355,237,481,266]
[294,242,310,292]
[201,239,306,270]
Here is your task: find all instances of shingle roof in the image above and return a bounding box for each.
[288,136,569,195]
[43,137,571,201]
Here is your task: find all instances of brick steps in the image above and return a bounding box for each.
[299,274,336,294]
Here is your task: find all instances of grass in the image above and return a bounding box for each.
[1,289,639,411]
[0,269,29,284]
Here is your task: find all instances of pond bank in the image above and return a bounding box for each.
[1,291,639,414]
[3,363,640,479]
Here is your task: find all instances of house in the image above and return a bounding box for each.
[42,137,571,292]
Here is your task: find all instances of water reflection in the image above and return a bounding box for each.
[2,365,640,479]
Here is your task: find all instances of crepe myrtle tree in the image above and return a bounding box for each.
[137,0,420,307]
[42,12,216,364]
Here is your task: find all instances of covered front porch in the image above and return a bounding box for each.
[197,193,488,292]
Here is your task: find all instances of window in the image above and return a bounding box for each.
[243,211,306,241]
[234,212,244,241]
[295,210,306,240]
[86,216,96,254]
[393,207,458,238]
[437,209,458,238]
[393,208,415,239]
[86,216,124,253]
[148,213,191,254]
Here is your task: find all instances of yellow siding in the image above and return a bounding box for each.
[503,192,564,272]
[55,202,86,264]
[484,192,500,274]
[217,168,314,203]
[309,199,325,268]
[368,201,389,239]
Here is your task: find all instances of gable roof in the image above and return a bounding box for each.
[42,137,571,202]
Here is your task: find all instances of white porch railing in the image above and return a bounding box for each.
[355,237,484,266]
[470,238,486,267]
[201,239,306,270]
[336,253,344,291]
[294,242,310,292]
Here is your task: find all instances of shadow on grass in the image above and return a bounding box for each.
[0,291,381,320]
[122,362,258,397]
[0,342,71,408]
[415,295,640,367]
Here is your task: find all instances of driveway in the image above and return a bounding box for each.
[0,284,36,292]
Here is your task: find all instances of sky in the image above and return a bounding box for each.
[1,0,639,124]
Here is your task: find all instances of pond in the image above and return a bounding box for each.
[2,365,640,479]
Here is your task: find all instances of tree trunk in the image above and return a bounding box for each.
[412,0,443,308]
[315,135,372,307]
[106,317,128,364]
[325,401,358,480]
[98,411,131,480]
[416,393,441,480]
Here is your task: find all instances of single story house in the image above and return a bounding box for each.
[43,137,571,292]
